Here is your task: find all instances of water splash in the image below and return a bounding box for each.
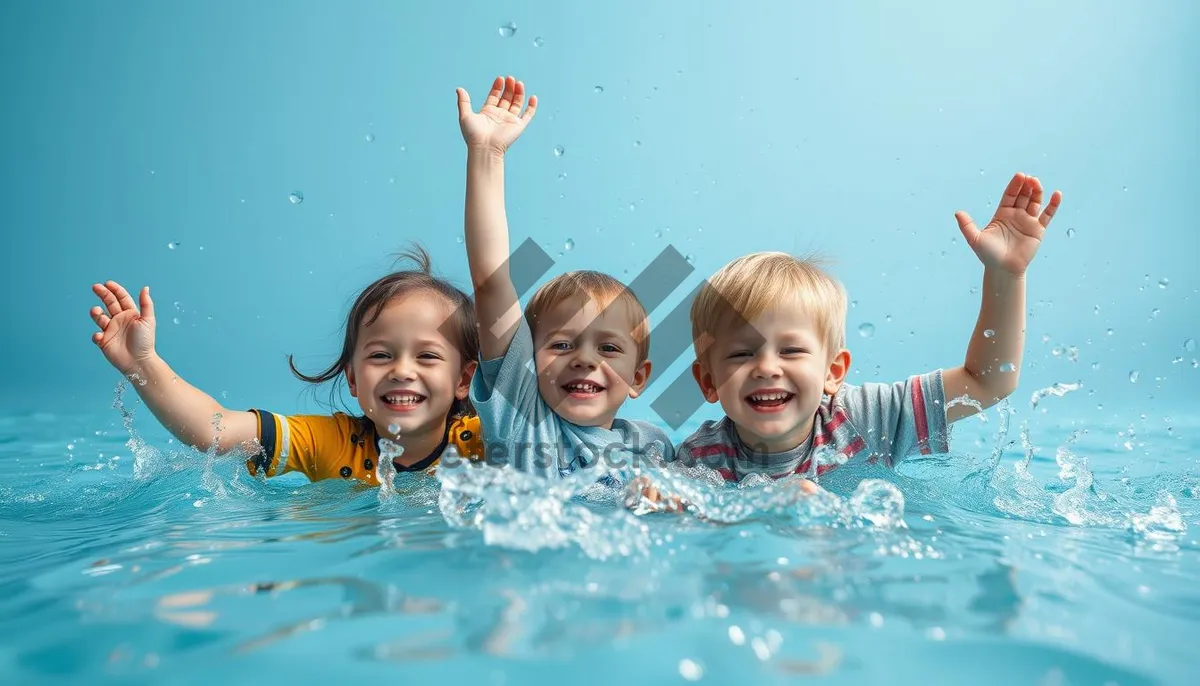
[1030,382,1083,410]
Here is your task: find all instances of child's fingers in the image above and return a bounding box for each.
[94,283,124,317]
[139,286,155,321]
[955,211,979,244]
[90,306,110,331]
[509,80,525,114]
[1013,175,1035,211]
[521,94,538,123]
[483,76,504,109]
[497,75,515,110]
[92,331,104,345]
[108,281,138,313]
[998,173,1025,209]
[1026,177,1044,216]
[455,87,473,118]
[1039,190,1063,228]
[798,480,819,495]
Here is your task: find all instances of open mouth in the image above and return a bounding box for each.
[381,391,426,411]
[562,381,606,398]
[745,391,794,412]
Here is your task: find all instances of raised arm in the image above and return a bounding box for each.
[456,75,537,360]
[942,172,1063,422]
[90,281,257,452]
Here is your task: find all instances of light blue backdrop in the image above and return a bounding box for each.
[3,0,1196,433]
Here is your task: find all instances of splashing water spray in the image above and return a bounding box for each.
[376,423,401,502]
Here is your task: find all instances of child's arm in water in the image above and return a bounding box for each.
[89,281,258,452]
[456,75,538,360]
[942,172,1063,422]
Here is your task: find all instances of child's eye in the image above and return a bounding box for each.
[781,347,809,356]
[600,343,622,354]
[368,352,390,360]
[726,350,753,359]
[418,352,444,361]
[549,341,573,351]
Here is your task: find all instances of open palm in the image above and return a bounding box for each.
[456,76,537,154]
[956,172,1063,276]
[90,281,157,375]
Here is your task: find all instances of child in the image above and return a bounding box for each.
[88,247,485,484]
[456,75,674,479]
[663,173,1062,495]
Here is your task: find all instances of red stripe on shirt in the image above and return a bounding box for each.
[717,468,736,482]
[910,376,931,455]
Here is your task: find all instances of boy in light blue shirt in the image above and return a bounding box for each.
[455,75,673,480]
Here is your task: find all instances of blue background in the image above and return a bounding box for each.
[3,0,1197,432]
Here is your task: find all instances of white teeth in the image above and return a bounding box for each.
[749,392,791,402]
[384,394,423,405]
[565,382,603,393]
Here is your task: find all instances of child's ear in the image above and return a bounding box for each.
[456,360,478,400]
[627,359,652,398]
[824,349,851,395]
[691,359,720,403]
[345,365,358,397]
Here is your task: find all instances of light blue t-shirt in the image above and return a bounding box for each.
[469,318,675,481]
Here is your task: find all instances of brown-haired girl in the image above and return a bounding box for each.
[87,247,483,484]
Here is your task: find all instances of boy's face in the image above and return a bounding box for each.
[692,303,850,453]
[532,295,651,429]
[345,293,476,441]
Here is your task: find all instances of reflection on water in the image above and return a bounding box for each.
[0,400,1196,685]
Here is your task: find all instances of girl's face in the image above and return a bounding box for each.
[345,292,476,441]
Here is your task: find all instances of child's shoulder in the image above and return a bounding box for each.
[675,417,735,458]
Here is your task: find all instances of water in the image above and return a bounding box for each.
[2,396,1197,684]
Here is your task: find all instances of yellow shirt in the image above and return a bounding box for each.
[244,410,484,484]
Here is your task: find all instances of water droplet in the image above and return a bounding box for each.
[1106,328,1114,336]
[685,254,695,264]
[858,323,876,338]
[850,300,858,308]
[387,423,401,435]
[593,85,604,94]
[172,317,180,325]
[365,133,375,143]
[67,443,75,450]
[1151,308,1160,318]
[679,659,703,681]
[970,286,979,295]
[1091,362,1100,371]
[1123,186,1128,192]
[167,241,179,250]
[456,236,463,244]
[1129,370,1139,383]
[553,145,564,157]
[498,22,517,38]
[564,238,575,251]
[1158,277,1169,289]
[633,140,641,147]
[1066,228,1076,238]
[979,169,985,175]
[288,191,304,204]
[654,230,662,238]
[1000,362,1016,372]
[1185,339,1196,352]
[628,202,636,211]
[532,36,545,48]
[983,329,996,338]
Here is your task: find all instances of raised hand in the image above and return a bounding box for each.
[90,281,157,375]
[955,172,1063,277]
[456,75,538,155]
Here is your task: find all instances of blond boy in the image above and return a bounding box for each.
[676,173,1062,483]
[456,75,674,479]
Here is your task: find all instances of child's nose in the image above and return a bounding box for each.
[751,354,782,378]
[389,358,417,380]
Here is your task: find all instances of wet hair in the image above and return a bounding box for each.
[288,244,479,419]
[524,270,652,363]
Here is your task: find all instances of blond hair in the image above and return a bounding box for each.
[525,270,652,362]
[691,251,847,357]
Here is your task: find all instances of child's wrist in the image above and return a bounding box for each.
[466,144,507,161]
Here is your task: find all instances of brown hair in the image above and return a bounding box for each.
[288,245,479,418]
[524,270,651,363]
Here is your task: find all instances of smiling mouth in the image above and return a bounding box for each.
[381,392,426,410]
[562,381,606,397]
[745,391,794,411]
